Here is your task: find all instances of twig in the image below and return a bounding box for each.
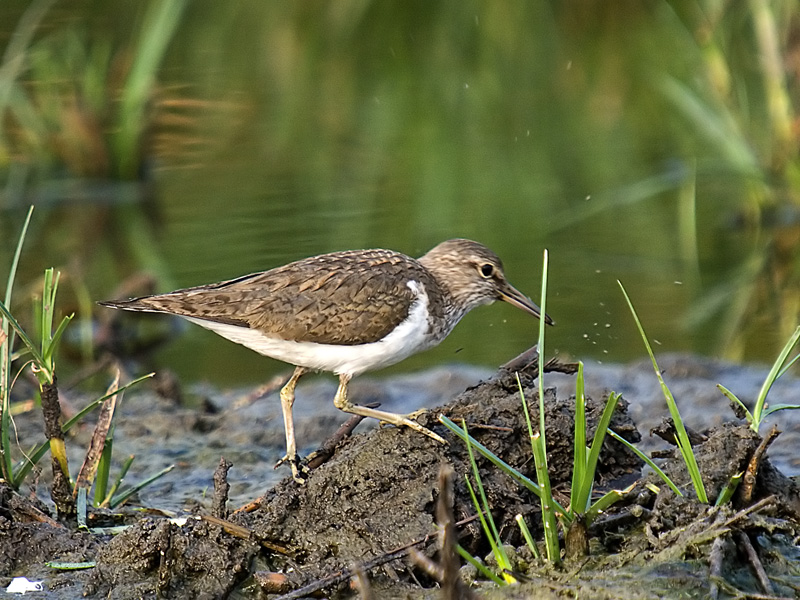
[272,513,481,600]
[437,466,466,600]
[8,493,62,527]
[200,514,293,556]
[740,425,780,505]
[722,496,776,529]
[305,405,378,470]
[40,376,73,516]
[409,466,473,600]
[500,346,578,376]
[501,345,541,372]
[233,373,290,409]
[650,418,707,446]
[199,514,252,541]
[211,457,232,519]
[73,373,120,500]
[708,534,729,600]
[737,531,774,595]
[273,535,435,599]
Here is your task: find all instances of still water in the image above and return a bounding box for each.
[1,2,798,386]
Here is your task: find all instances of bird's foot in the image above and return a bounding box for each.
[274,453,310,484]
[403,408,430,421]
[378,410,446,445]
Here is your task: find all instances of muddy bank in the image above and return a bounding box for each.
[1,355,800,598]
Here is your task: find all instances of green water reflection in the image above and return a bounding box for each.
[1,2,798,385]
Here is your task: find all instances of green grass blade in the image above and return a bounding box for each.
[100,454,134,508]
[715,472,743,506]
[94,436,113,507]
[761,403,800,418]
[463,420,514,583]
[109,464,174,509]
[517,372,536,454]
[439,415,543,496]
[716,384,753,425]
[585,485,633,525]
[2,206,34,312]
[607,429,683,496]
[575,392,621,515]
[570,362,588,513]
[0,330,12,484]
[40,268,55,360]
[455,544,505,586]
[515,514,541,561]
[114,0,188,177]
[618,281,707,503]
[752,326,800,429]
[533,249,559,563]
[0,300,47,369]
[439,415,572,518]
[464,476,509,584]
[776,352,800,379]
[537,249,549,452]
[531,431,560,563]
[43,314,73,364]
[76,487,88,529]
[45,561,96,570]
[1,206,34,485]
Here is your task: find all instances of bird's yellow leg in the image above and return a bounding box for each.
[333,373,446,444]
[276,366,309,483]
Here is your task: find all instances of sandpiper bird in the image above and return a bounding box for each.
[100,239,552,482]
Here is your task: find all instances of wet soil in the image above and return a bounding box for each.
[1,354,799,599]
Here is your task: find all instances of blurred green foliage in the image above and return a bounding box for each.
[0,1,798,383]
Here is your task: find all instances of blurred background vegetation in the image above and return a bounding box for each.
[0,0,798,386]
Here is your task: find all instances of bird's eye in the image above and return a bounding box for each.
[479,263,494,278]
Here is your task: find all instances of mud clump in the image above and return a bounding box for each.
[236,365,643,590]
[84,517,259,599]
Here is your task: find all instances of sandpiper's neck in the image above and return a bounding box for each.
[417,261,484,344]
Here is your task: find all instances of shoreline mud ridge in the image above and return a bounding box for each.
[1,357,799,599]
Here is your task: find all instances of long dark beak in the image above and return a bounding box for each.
[498,281,555,325]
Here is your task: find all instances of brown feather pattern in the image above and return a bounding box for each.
[102,249,446,345]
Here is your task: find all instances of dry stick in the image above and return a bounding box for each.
[155,521,172,599]
[212,456,232,519]
[501,345,541,372]
[708,534,729,600]
[199,514,252,540]
[305,405,379,471]
[500,346,578,376]
[737,531,775,595]
[699,496,777,544]
[40,376,73,516]
[8,493,62,527]
[273,513,481,600]
[438,466,463,600]
[253,571,293,595]
[233,373,290,409]
[409,466,474,600]
[716,496,777,537]
[200,513,292,555]
[740,425,780,505]
[274,535,435,600]
[73,374,119,500]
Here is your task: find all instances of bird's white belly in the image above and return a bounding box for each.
[183,281,436,376]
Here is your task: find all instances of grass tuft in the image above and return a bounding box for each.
[618,281,708,503]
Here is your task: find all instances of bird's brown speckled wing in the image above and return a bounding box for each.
[103,249,440,345]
